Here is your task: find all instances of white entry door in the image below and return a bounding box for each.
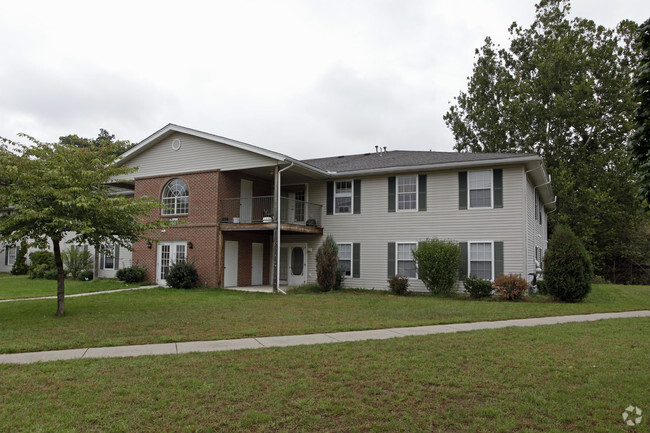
[157,242,187,286]
[287,244,307,286]
[251,242,263,286]
[241,179,253,223]
[224,241,239,287]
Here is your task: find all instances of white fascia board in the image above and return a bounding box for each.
[325,155,542,177]
[117,123,292,165]
[282,157,329,177]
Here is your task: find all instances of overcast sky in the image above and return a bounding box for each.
[0,0,648,159]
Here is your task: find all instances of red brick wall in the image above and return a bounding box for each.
[133,169,276,287]
[134,171,221,287]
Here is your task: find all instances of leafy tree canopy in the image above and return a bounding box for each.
[59,128,132,157]
[629,18,650,210]
[0,133,165,315]
[444,0,649,283]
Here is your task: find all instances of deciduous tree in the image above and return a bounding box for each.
[0,134,165,316]
[629,18,650,210]
[444,0,647,282]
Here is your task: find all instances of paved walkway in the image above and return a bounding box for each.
[0,285,159,303]
[1,310,648,365]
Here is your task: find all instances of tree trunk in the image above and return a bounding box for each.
[52,239,66,316]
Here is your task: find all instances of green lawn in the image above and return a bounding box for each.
[0,273,147,299]
[1,318,647,432]
[0,283,648,354]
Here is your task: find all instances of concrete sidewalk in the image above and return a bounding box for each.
[0,285,159,303]
[1,310,648,365]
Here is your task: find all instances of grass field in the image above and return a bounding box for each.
[0,273,147,299]
[1,317,647,432]
[1,282,648,354]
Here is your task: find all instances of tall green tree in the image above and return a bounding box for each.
[60,128,132,157]
[630,18,650,210]
[444,0,647,282]
[0,134,165,316]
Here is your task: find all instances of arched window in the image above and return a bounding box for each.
[162,179,189,215]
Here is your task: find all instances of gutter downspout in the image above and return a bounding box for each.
[276,162,294,294]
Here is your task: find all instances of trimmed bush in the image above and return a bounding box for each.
[334,268,345,290]
[28,251,57,280]
[316,235,338,292]
[62,248,94,279]
[412,238,461,295]
[536,279,548,295]
[463,276,493,298]
[388,275,409,295]
[166,261,199,289]
[29,251,55,268]
[493,274,528,300]
[29,263,58,280]
[79,270,94,281]
[10,243,29,275]
[116,266,147,284]
[543,225,593,302]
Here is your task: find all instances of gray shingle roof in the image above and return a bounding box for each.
[301,150,534,173]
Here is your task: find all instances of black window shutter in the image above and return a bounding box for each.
[353,179,361,214]
[100,251,104,269]
[493,169,503,208]
[494,241,504,278]
[539,197,542,224]
[458,172,467,210]
[534,191,538,221]
[353,243,360,278]
[387,242,395,278]
[4,248,8,266]
[388,177,396,212]
[114,244,120,270]
[418,174,427,211]
[459,242,468,280]
[326,181,333,215]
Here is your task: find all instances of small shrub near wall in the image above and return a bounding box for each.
[116,266,147,284]
[493,274,528,300]
[316,235,339,292]
[62,248,93,279]
[10,243,29,275]
[334,268,345,290]
[543,225,593,302]
[28,251,57,280]
[412,238,461,295]
[388,275,409,295]
[166,262,199,289]
[463,276,493,298]
[79,270,94,281]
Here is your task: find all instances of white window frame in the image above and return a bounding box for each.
[102,244,117,270]
[468,241,495,281]
[468,169,493,210]
[396,242,418,279]
[158,241,188,283]
[6,246,17,266]
[396,175,418,212]
[334,180,354,215]
[162,178,189,215]
[337,243,352,277]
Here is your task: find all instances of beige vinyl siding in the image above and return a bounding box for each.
[97,245,132,279]
[114,133,278,180]
[525,174,548,283]
[300,165,527,291]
